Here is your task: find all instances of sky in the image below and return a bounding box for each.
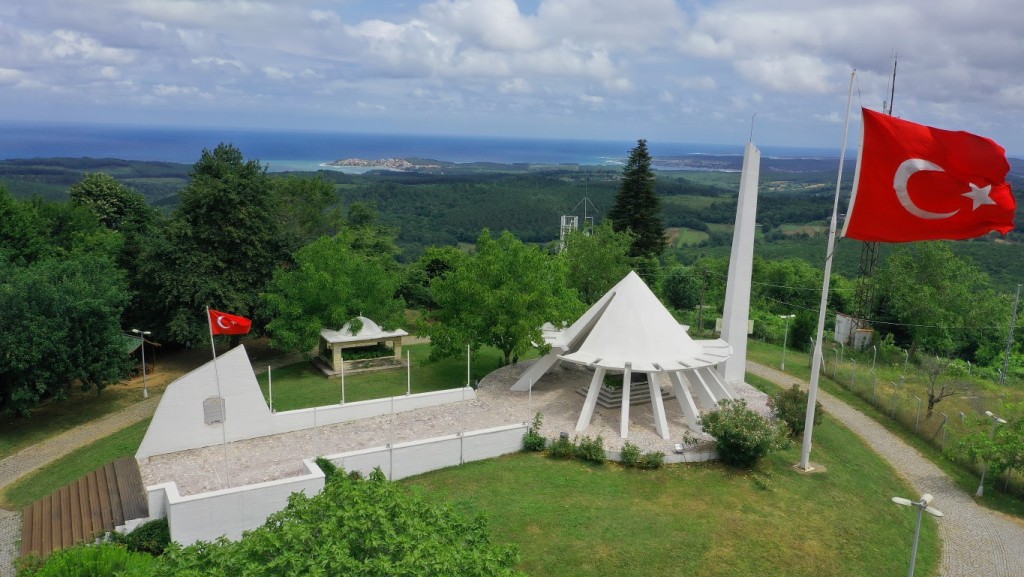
[2,0,1023,153]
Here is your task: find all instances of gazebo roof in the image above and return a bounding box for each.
[556,271,731,372]
[320,316,408,344]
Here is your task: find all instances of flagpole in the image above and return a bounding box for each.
[799,69,857,471]
[207,306,230,487]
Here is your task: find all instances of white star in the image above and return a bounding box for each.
[962,182,996,210]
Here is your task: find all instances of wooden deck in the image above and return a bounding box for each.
[20,457,148,558]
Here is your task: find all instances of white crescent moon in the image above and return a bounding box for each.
[216,315,232,329]
[893,159,959,220]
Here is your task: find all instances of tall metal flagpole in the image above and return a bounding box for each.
[206,306,230,487]
[799,69,857,471]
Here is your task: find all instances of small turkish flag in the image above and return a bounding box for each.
[209,309,252,336]
[842,108,1016,242]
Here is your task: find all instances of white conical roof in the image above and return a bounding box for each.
[321,316,408,343]
[558,271,731,372]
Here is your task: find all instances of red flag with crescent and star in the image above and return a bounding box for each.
[841,107,1016,242]
[209,308,252,336]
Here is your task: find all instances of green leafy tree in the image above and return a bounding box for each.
[143,144,286,345]
[0,254,131,416]
[271,175,343,256]
[559,221,633,304]
[661,264,702,312]
[262,231,406,355]
[68,173,154,232]
[146,469,524,577]
[608,139,665,261]
[399,246,468,309]
[428,230,583,365]
[873,242,1004,358]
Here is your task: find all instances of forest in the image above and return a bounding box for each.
[2,146,1023,417]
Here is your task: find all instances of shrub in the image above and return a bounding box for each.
[768,385,822,436]
[16,543,156,577]
[548,434,575,459]
[639,451,664,470]
[699,399,788,468]
[110,518,171,556]
[314,457,341,484]
[522,413,546,452]
[620,442,642,467]
[574,435,605,464]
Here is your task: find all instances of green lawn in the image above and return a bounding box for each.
[257,343,538,411]
[404,381,940,577]
[746,340,1024,519]
[0,419,150,509]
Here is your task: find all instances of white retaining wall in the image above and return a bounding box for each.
[137,344,476,459]
[147,424,527,546]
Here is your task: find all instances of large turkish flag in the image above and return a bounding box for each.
[842,108,1015,242]
[209,308,252,336]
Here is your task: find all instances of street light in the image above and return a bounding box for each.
[779,314,796,370]
[976,410,1007,497]
[131,329,151,399]
[891,493,943,577]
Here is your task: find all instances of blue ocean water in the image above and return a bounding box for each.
[0,121,838,172]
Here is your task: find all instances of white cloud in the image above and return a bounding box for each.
[0,67,25,85]
[679,76,717,91]
[44,29,134,63]
[734,54,833,94]
[153,83,200,96]
[262,66,293,81]
[499,78,531,94]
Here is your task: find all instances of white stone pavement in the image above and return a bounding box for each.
[747,361,1024,577]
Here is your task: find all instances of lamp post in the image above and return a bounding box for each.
[891,493,943,577]
[131,329,151,399]
[976,410,1007,497]
[779,314,795,370]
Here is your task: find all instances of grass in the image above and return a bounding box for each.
[745,340,1024,519]
[0,419,150,509]
[256,343,538,411]
[404,384,940,577]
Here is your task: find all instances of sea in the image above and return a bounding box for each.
[0,121,839,172]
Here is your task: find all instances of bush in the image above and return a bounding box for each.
[548,434,575,459]
[16,543,156,577]
[110,518,171,556]
[574,435,605,464]
[699,399,788,468]
[768,385,822,436]
[522,413,546,452]
[314,457,341,484]
[619,442,642,467]
[639,451,664,470]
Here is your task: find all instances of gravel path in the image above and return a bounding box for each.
[747,361,1024,577]
[0,394,160,577]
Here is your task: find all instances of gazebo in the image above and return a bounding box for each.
[316,316,409,376]
[511,272,734,439]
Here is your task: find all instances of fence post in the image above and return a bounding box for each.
[940,413,948,451]
[891,382,899,418]
[914,396,922,433]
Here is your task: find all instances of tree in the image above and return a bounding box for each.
[918,356,973,417]
[142,144,286,345]
[608,139,665,261]
[661,264,702,312]
[68,173,154,232]
[873,242,1004,358]
[428,230,583,365]
[145,468,523,577]
[0,254,131,416]
[262,231,406,355]
[559,221,633,304]
[271,175,343,256]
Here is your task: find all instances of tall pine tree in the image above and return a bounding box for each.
[608,139,665,261]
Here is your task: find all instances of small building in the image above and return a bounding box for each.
[316,316,409,376]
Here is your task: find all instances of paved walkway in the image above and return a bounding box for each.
[0,395,160,576]
[747,361,1024,577]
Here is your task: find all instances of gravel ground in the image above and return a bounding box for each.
[747,361,1024,577]
[140,360,771,495]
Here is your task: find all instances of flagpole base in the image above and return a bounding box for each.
[793,462,827,474]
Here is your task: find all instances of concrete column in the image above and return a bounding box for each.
[669,371,701,431]
[576,366,606,432]
[648,373,670,439]
[620,363,632,439]
[719,142,761,385]
[685,370,718,409]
